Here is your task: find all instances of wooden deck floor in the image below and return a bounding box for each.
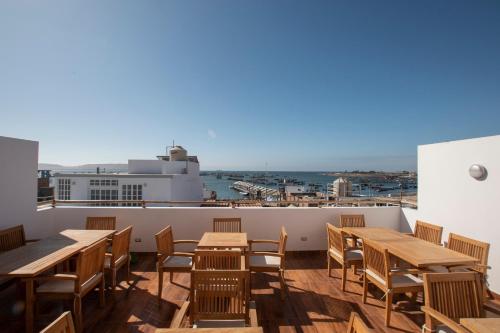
[0,252,423,333]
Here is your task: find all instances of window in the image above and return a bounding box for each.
[89,179,118,186]
[90,189,118,206]
[122,184,143,206]
[57,179,71,200]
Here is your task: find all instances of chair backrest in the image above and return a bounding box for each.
[278,226,288,255]
[111,226,133,265]
[423,272,484,321]
[0,225,26,252]
[155,225,174,261]
[86,216,116,230]
[326,223,345,255]
[190,269,250,324]
[40,311,75,333]
[75,239,107,292]
[414,220,443,245]
[347,312,373,333]
[447,233,490,274]
[362,240,390,286]
[340,215,365,228]
[193,250,243,270]
[213,218,241,233]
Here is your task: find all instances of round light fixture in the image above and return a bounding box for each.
[469,164,487,181]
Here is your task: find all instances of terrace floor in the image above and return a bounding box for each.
[0,252,424,333]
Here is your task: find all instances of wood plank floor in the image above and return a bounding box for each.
[0,252,423,333]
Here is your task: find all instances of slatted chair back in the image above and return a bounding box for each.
[194,250,242,270]
[347,312,373,333]
[111,226,133,264]
[447,233,490,274]
[326,223,345,254]
[414,220,443,245]
[423,272,484,321]
[0,225,26,252]
[75,239,106,292]
[190,269,250,324]
[155,226,174,262]
[86,216,116,230]
[278,226,288,256]
[340,215,365,228]
[213,218,242,233]
[362,240,390,286]
[40,311,76,333]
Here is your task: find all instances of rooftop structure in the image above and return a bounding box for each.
[0,135,499,333]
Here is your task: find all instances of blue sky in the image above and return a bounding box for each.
[1,0,500,171]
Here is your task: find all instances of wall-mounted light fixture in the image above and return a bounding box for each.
[469,164,487,181]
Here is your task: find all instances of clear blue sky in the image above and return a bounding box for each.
[1,0,500,171]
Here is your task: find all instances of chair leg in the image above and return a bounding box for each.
[111,268,117,293]
[279,270,286,301]
[158,269,163,301]
[327,254,331,277]
[74,295,83,333]
[385,291,393,327]
[362,274,368,303]
[127,257,131,285]
[99,276,105,307]
[341,263,347,292]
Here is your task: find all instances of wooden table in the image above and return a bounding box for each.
[156,327,263,333]
[460,318,500,333]
[198,232,248,250]
[0,229,115,333]
[343,227,478,268]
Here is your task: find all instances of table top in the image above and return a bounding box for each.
[198,232,248,248]
[343,227,478,268]
[0,229,115,277]
[156,328,263,333]
[460,318,500,333]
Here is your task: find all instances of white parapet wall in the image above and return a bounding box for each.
[402,135,500,293]
[45,206,401,252]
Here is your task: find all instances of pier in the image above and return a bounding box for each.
[232,181,280,199]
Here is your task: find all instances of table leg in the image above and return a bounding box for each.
[24,278,34,333]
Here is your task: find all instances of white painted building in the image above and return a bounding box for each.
[52,146,204,205]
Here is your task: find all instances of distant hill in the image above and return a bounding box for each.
[38,163,128,172]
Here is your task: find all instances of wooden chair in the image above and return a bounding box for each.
[326,223,363,291]
[213,218,241,233]
[155,225,198,300]
[362,239,424,326]
[170,269,257,328]
[412,220,443,245]
[346,312,374,333]
[35,239,107,333]
[421,272,484,333]
[340,214,366,228]
[446,233,491,297]
[248,226,288,300]
[85,216,116,230]
[40,311,75,333]
[0,225,28,252]
[105,226,133,292]
[193,250,244,270]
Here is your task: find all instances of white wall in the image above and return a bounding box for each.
[49,206,401,252]
[0,136,52,238]
[416,135,500,292]
[128,160,162,174]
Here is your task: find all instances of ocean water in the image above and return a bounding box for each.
[202,171,416,200]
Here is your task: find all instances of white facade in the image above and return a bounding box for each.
[53,147,204,204]
[401,134,500,292]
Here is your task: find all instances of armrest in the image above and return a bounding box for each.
[390,268,429,276]
[37,274,78,281]
[248,239,280,244]
[249,251,283,257]
[484,300,500,315]
[402,232,414,236]
[170,301,190,328]
[248,300,258,327]
[421,306,469,333]
[172,251,195,257]
[173,240,199,244]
